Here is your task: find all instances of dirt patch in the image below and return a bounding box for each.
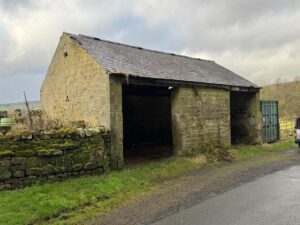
[90,147,300,225]
[124,145,173,166]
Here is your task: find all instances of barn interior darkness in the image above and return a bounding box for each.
[122,84,173,162]
[230,91,255,144]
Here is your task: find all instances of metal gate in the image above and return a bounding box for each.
[261,101,279,142]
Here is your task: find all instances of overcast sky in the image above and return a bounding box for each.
[0,0,300,104]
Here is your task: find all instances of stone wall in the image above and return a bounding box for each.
[171,86,231,156]
[0,128,110,191]
[109,77,123,169]
[41,33,111,128]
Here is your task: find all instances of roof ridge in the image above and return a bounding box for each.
[75,33,214,63]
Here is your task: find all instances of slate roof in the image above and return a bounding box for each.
[68,33,258,88]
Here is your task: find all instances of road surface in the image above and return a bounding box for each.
[151,164,300,225]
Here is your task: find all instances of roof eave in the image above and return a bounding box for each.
[110,73,260,92]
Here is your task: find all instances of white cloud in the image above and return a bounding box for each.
[0,0,300,103]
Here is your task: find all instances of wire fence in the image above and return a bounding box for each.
[280,118,295,139]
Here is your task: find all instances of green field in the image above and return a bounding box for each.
[0,101,40,111]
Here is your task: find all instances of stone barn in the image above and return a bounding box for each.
[41,32,261,168]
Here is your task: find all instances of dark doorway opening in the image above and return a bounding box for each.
[122,84,173,164]
[230,91,256,144]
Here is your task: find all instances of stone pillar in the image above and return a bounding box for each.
[171,86,231,156]
[171,87,185,156]
[109,77,124,169]
[248,91,262,144]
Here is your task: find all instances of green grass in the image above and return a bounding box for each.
[0,157,206,225]
[231,138,296,161]
[0,139,296,225]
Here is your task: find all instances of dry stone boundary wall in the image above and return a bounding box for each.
[0,128,110,191]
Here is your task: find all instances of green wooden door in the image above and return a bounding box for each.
[261,101,279,142]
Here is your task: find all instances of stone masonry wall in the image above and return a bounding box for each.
[41,33,111,128]
[0,128,110,191]
[247,91,262,143]
[171,86,231,156]
[109,77,123,169]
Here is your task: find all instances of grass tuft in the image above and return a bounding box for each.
[231,138,296,161]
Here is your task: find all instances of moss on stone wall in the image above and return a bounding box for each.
[171,87,231,156]
[0,128,110,191]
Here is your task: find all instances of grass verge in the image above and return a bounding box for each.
[231,138,296,161]
[0,157,206,225]
[0,139,296,225]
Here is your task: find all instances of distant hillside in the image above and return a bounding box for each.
[0,100,40,111]
[261,81,300,118]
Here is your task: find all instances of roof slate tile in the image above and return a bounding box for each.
[69,33,258,88]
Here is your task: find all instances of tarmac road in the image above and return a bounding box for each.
[152,164,300,225]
